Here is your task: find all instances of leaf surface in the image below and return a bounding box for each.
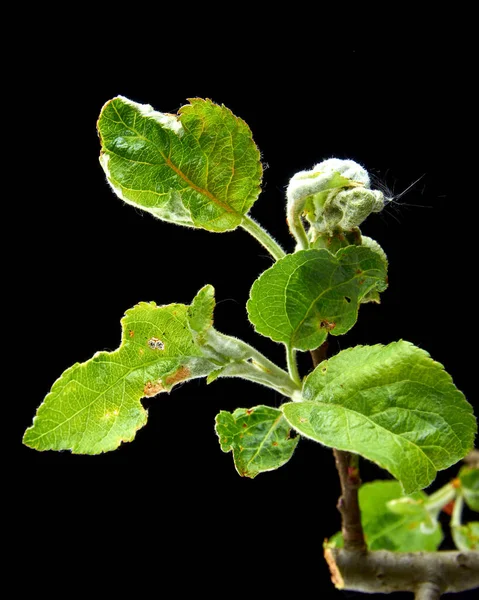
[98,96,262,232]
[282,341,476,492]
[23,297,218,454]
[452,522,479,550]
[459,466,479,512]
[247,247,387,351]
[215,405,299,477]
[329,481,443,551]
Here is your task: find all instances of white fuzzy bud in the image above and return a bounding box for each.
[286,158,384,243]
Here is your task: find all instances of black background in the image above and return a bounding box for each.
[16,24,476,600]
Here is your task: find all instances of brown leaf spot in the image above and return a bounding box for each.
[320,320,336,331]
[165,366,191,385]
[242,423,248,428]
[129,330,135,338]
[356,269,363,275]
[246,409,254,415]
[143,380,165,397]
[272,441,279,447]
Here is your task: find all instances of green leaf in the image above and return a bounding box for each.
[98,96,262,232]
[23,294,218,454]
[329,481,443,551]
[187,284,215,344]
[459,466,479,512]
[215,405,299,477]
[247,246,387,351]
[452,522,479,550]
[282,341,476,493]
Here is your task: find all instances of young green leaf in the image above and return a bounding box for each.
[23,296,219,454]
[98,96,262,232]
[247,247,387,351]
[451,522,479,551]
[187,284,215,344]
[215,405,299,477]
[282,341,476,493]
[459,466,479,512]
[329,481,443,551]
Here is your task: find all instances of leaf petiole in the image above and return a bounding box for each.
[424,482,457,519]
[285,344,302,388]
[241,215,286,261]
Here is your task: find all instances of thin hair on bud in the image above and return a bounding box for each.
[369,172,431,225]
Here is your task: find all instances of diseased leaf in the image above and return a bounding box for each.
[98,96,262,232]
[459,466,479,512]
[329,481,443,551]
[215,405,299,477]
[282,341,476,493]
[247,247,387,351]
[452,522,479,550]
[23,294,218,454]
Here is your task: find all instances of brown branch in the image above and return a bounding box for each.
[310,342,366,552]
[332,449,367,551]
[324,548,479,594]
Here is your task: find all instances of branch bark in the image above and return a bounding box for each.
[324,548,479,594]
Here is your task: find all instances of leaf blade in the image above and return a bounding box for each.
[452,522,479,550]
[98,96,262,232]
[23,298,218,454]
[247,247,387,351]
[459,466,479,512]
[283,341,476,492]
[215,405,299,477]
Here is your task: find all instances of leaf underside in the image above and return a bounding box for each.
[329,481,443,551]
[215,405,299,477]
[283,341,476,493]
[247,246,387,351]
[23,293,218,454]
[98,96,262,232]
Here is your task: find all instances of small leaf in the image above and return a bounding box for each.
[188,284,215,343]
[452,522,479,550]
[206,368,224,384]
[98,96,262,232]
[247,247,387,351]
[215,405,299,477]
[23,293,218,454]
[282,341,476,493]
[459,466,479,512]
[329,481,443,551]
